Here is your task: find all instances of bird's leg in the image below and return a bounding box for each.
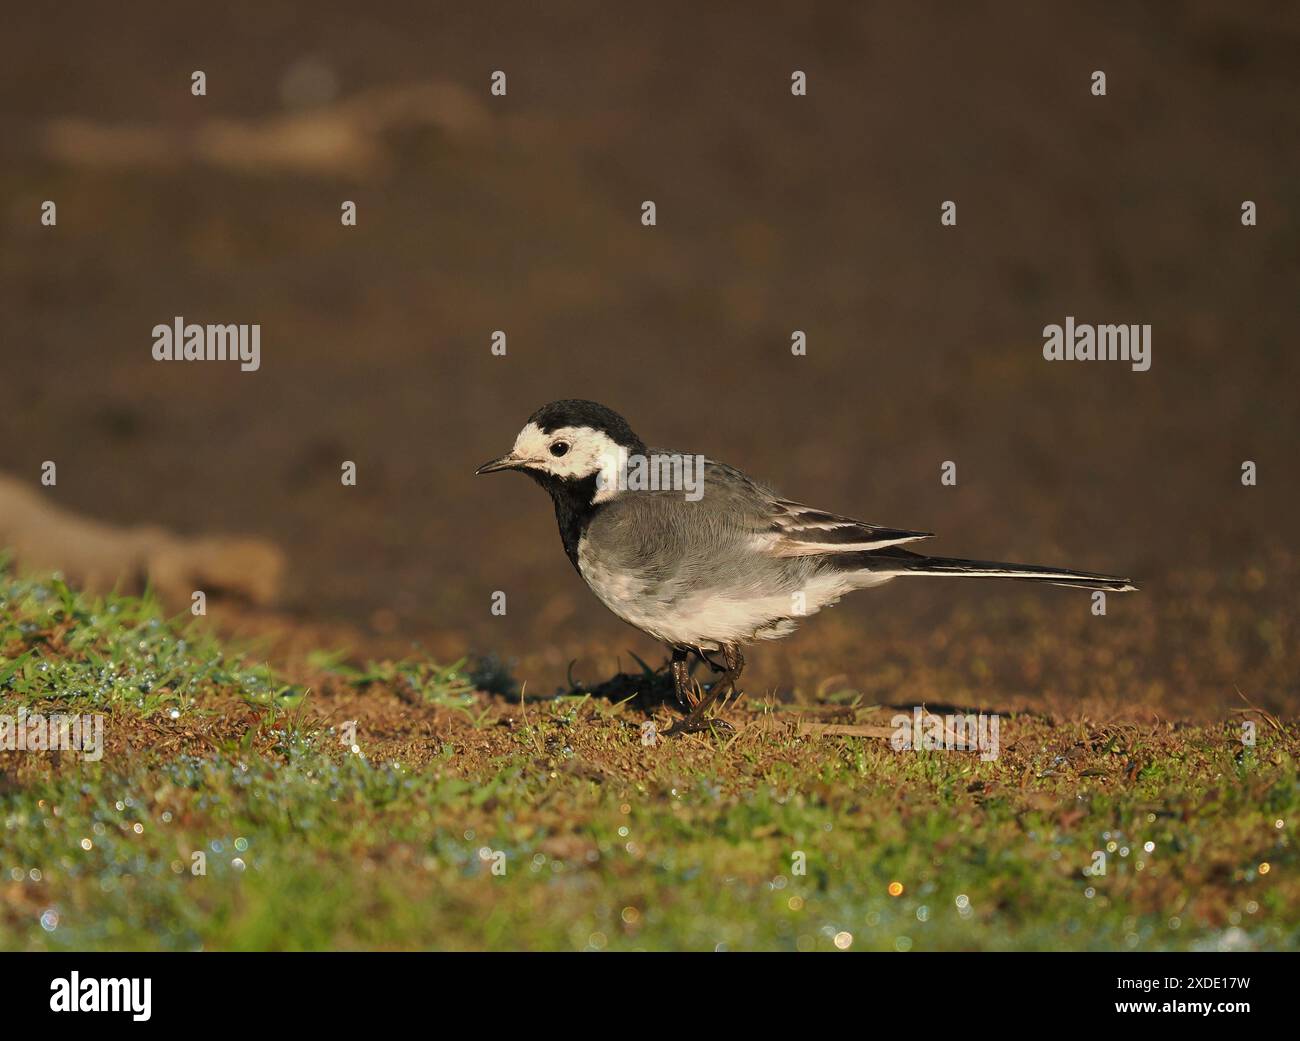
[669,646,694,711]
[697,648,728,674]
[665,645,744,736]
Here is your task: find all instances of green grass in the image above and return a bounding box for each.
[1,572,1296,950]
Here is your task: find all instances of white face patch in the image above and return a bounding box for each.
[510,422,623,496]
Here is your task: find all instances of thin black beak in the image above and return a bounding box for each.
[475,454,525,475]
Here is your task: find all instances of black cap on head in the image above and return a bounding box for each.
[527,400,646,453]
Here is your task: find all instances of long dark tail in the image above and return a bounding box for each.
[846,547,1137,592]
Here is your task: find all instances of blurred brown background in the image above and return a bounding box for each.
[2,1,1296,716]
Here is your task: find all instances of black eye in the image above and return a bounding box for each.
[549,441,570,458]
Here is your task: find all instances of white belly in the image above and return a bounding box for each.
[576,537,864,648]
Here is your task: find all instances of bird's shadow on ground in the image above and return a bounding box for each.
[482,651,1017,720]
[566,658,1007,719]
[469,649,690,714]
[561,654,717,716]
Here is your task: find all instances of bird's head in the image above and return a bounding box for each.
[475,400,647,496]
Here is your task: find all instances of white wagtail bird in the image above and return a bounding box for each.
[477,400,1136,735]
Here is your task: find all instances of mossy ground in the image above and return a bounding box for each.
[0,572,1295,951]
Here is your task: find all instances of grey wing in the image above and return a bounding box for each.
[593,455,927,578]
[591,456,775,576]
[692,458,932,555]
[762,496,933,556]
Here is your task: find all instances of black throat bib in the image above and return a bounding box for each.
[528,471,603,570]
